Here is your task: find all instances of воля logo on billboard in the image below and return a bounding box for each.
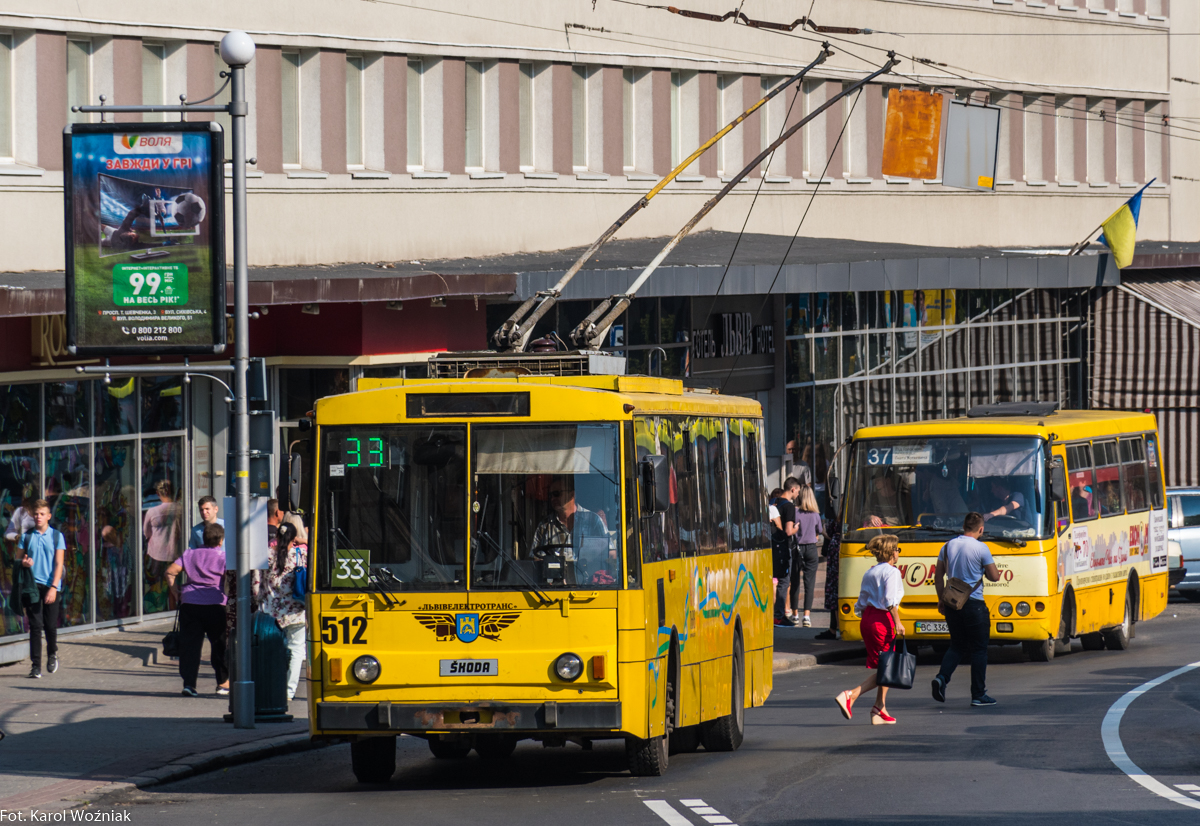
[113,134,183,155]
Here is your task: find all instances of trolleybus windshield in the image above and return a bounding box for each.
[845,436,1050,541]
[321,426,467,590]
[471,423,622,590]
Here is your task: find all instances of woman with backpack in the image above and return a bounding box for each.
[257,523,309,701]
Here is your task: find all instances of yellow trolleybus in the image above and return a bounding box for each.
[837,405,1170,660]
[305,364,773,781]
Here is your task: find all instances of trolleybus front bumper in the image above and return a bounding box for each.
[317,700,622,733]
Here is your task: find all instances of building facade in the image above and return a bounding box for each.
[0,0,1196,655]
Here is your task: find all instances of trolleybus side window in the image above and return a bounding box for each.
[1093,440,1124,518]
[728,421,746,551]
[739,419,768,550]
[1119,437,1150,514]
[634,417,674,564]
[624,420,641,586]
[693,418,729,555]
[1065,443,1097,523]
[1145,433,1165,509]
[471,423,622,589]
[321,426,467,590]
[669,417,699,557]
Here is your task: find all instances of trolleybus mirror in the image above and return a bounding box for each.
[1049,460,1068,503]
[640,455,670,515]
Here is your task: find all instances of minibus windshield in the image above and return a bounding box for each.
[471,423,622,590]
[845,436,1049,541]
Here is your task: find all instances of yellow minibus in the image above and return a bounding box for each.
[838,406,1170,661]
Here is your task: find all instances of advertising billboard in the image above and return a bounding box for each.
[64,122,226,355]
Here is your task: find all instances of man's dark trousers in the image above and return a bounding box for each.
[25,584,59,670]
[937,598,990,700]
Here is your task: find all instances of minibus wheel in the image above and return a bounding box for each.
[350,735,397,784]
[1101,595,1132,651]
[700,634,744,752]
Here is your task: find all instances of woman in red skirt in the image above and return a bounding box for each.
[835,534,905,724]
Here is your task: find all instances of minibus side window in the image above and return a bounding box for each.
[1093,441,1124,518]
[1119,437,1150,513]
[1065,443,1098,522]
[1145,433,1165,509]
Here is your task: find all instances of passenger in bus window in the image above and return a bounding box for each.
[1071,484,1094,520]
[982,479,1025,522]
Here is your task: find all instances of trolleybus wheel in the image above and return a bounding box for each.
[1079,632,1106,651]
[700,635,744,752]
[628,668,675,776]
[670,725,701,755]
[1101,594,1132,651]
[350,735,397,784]
[475,734,518,760]
[428,738,472,760]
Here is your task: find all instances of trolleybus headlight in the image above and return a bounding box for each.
[352,655,381,684]
[1016,601,1031,617]
[555,653,583,682]
[998,602,1013,617]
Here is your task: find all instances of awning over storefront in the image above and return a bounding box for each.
[1092,274,1200,487]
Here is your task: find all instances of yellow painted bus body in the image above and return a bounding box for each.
[306,375,772,770]
[837,411,1169,651]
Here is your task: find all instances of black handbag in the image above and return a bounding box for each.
[876,639,917,689]
[162,609,181,658]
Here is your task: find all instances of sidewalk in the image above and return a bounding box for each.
[0,621,313,811]
[770,558,867,673]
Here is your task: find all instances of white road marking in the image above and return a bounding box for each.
[644,801,694,826]
[680,800,707,807]
[1102,659,1200,811]
[691,808,720,815]
[701,817,733,825]
[1175,784,1200,792]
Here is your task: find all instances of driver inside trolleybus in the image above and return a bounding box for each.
[530,475,609,563]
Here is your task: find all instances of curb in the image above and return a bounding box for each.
[78,731,324,805]
[772,644,866,674]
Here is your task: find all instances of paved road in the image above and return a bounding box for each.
[100,600,1200,824]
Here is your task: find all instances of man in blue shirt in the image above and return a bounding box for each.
[17,500,66,679]
[932,512,1001,707]
[188,496,224,550]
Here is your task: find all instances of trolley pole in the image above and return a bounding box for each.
[220,30,257,730]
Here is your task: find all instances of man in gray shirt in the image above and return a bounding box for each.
[931,512,1001,707]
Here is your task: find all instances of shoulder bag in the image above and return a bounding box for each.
[876,639,917,689]
[942,576,983,612]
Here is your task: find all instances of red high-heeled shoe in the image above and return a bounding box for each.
[835,690,854,720]
[871,706,897,725]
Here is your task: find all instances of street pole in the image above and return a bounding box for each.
[220,30,256,730]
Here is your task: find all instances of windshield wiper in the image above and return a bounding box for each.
[981,533,1028,548]
[368,565,403,608]
[473,529,553,606]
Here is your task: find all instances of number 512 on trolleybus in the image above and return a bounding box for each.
[837,406,1170,660]
[304,371,774,782]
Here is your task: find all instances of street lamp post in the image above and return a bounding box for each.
[219,30,257,730]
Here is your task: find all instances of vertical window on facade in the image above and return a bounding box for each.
[519,62,534,170]
[1023,95,1044,182]
[0,34,11,159]
[1115,100,1134,183]
[1087,97,1106,184]
[1146,0,1163,15]
[1145,100,1163,183]
[141,43,165,124]
[464,60,483,169]
[623,68,634,170]
[1055,96,1074,183]
[67,39,92,124]
[407,57,423,169]
[992,92,1010,182]
[572,64,587,170]
[670,70,681,168]
[281,51,301,166]
[213,50,232,143]
[716,75,730,175]
[845,82,868,178]
[346,55,364,168]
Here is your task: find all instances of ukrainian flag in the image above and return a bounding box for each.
[1098,179,1155,269]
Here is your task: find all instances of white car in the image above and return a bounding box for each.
[1169,488,1200,597]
